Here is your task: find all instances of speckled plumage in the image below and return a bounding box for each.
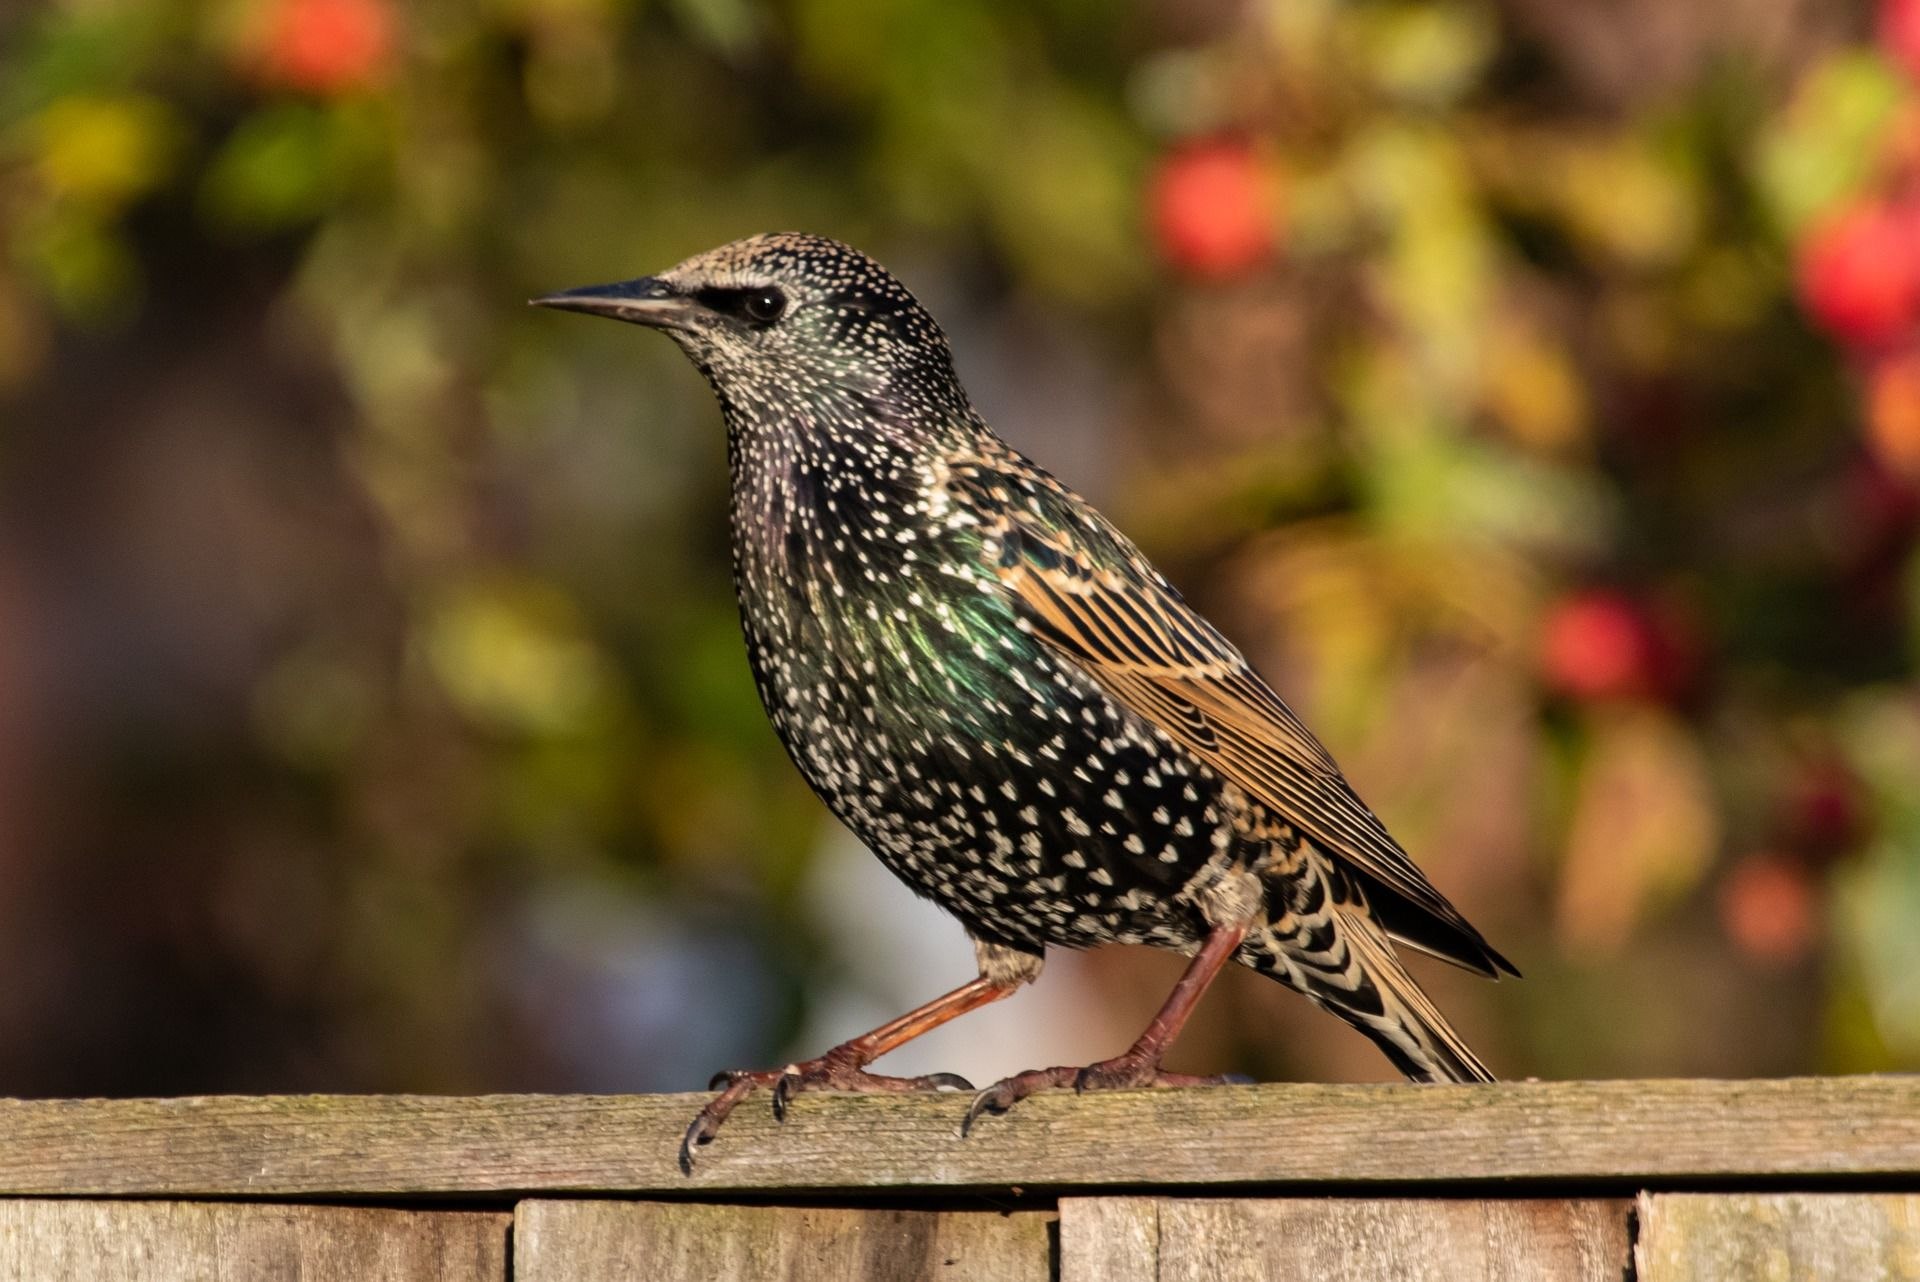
[535,234,1515,1160]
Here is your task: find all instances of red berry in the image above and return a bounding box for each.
[1718,854,1819,967]
[1539,590,1660,701]
[1149,141,1279,280]
[256,0,394,95]
[1795,200,1920,351]
[1883,0,1920,82]
[1779,759,1869,863]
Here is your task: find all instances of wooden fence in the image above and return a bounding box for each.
[0,1076,1916,1278]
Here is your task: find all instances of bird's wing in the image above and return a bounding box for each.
[948,450,1515,978]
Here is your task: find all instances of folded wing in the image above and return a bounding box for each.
[951,451,1516,979]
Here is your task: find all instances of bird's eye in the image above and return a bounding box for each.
[694,285,789,328]
[741,288,787,326]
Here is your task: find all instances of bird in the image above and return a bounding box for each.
[532,233,1516,1173]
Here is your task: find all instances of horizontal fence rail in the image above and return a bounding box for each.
[0,1076,1915,1197]
[0,1078,1917,1280]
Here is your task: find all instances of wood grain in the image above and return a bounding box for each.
[1059,1197,1159,1282]
[1058,1197,1630,1281]
[515,1199,1050,1281]
[0,1201,507,1282]
[0,1077,1912,1197]
[1637,1192,1920,1281]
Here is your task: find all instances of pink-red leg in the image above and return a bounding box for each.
[680,973,1017,1171]
[962,922,1250,1134]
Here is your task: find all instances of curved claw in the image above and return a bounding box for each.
[960,1065,1076,1137]
[679,1074,760,1174]
[677,1113,709,1175]
[771,1070,800,1122]
[960,1085,1007,1138]
[922,1071,975,1092]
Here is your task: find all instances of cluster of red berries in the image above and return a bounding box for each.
[1718,756,1870,967]
[1536,590,1871,964]
[1796,0,1920,474]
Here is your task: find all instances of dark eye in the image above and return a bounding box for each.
[741,287,786,325]
[694,285,789,328]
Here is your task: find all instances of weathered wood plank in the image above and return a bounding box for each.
[0,1078,1913,1196]
[1637,1192,1920,1281]
[0,1201,507,1281]
[1057,1197,1629,1281]
[1058,1197,1158,1282]
[514,1200,1050,1281]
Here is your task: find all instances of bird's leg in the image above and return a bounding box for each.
[680,973,1019,1171]
[963,922,1250,1134]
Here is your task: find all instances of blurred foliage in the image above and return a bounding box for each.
[0,0,1918,1092]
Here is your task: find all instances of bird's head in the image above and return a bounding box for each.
[533,233,969,427]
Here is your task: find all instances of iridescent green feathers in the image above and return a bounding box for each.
[943,439,1517,981]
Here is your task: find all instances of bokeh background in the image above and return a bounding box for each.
[2,0,1920,1097]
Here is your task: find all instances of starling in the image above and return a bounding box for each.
[533,233,1515,1172]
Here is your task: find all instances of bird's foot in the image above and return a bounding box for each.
[959,1064,1079,1134]
[679,1050,973,1173]
[961,1053,1249,1135]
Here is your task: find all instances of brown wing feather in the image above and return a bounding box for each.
[977,482,1515,979]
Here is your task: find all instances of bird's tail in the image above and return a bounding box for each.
[1246,892,1495,1084]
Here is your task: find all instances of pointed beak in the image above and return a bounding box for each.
[529,277,697,330]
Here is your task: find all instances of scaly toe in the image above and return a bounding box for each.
[684,1057,980,1168]
[1075,1062,1248,1092]
[1073,1058,1153,1092]
[773,1065,973,1119]
[679,1074,762,1174]
[960,1065,1079,1136]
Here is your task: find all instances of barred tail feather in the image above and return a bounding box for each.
[1246,888,1496,1085]
[1331,905,1494,1084]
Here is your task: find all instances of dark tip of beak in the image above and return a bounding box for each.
[529,277,694,329]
